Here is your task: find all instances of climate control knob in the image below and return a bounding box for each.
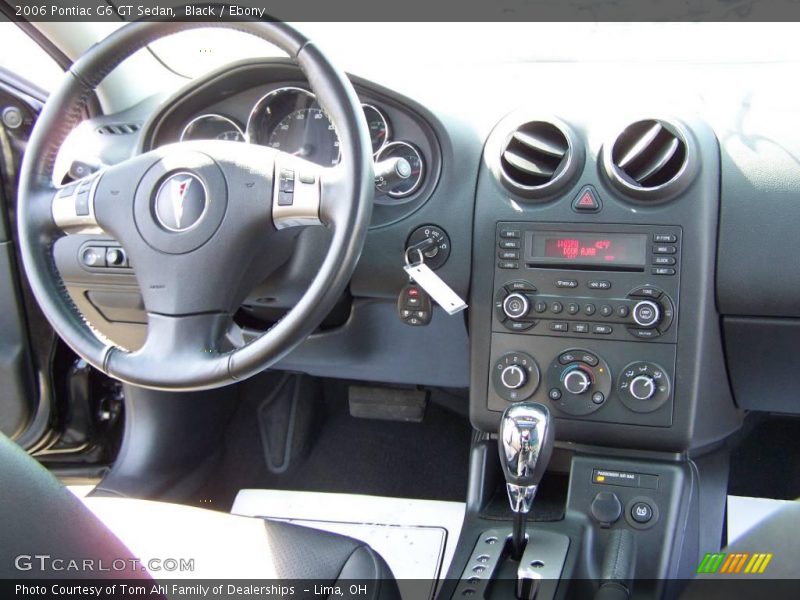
[629,375,656,401]
[632,300,661,328]
[500,365,528,390]
[502,293,530,320]
[563,368,592,395]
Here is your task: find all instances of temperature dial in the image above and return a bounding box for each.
[563,368,592,395]
[618,361,671,413]
[546,350,612,416]
[492,352,540,402]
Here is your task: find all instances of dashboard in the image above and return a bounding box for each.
[51,54,800,454]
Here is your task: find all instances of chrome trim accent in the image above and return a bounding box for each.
[180,113,245,143]
[507,482,538,513]
[361,103,390,155]
[153,172,209,233]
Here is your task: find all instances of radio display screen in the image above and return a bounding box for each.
[525,232,647,270]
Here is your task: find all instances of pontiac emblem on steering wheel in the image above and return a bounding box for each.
[154,172,208,232]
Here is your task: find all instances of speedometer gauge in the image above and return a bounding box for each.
[362,104,389,154]
[375,141,425,198]
[247,87,340,167]
[180,114,245,142]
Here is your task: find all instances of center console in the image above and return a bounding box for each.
[459,110,743,596]
[489,222,680,428]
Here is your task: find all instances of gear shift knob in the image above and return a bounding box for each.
[499,402,554,513]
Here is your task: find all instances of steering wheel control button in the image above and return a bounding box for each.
[398,284,432,326]
[572,185,602,213]
[492,352,540,402]
[591,492,622,528]
[546,350,612,416]
[81,247,105,268]
[630,501,654,524]
[105,247,127,267]
[618,362,671,413]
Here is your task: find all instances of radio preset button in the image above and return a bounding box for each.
[556,279,579,289]
[550,301,564,314]
[628,327,661,339]
[506,280,536,292]
[653,245,677,254]
[592,324,613,335]
[653,233,677,243]
[652,256,676,266]
[629,286,662,299]
[616,305,630,318]
[567,302,580,315]
[534,301,547,313]
[599,305,613,317]
[498,261,519,269]
[588,280,612,290]
[583,304,596,316]
[504,321,535,332]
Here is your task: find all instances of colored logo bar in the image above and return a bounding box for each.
[696,552,773,574]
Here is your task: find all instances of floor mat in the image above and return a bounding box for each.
[232,489,465,600]
[196,377,472,511]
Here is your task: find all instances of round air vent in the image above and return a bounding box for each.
[604,118,696,202]
[490,116,583,201]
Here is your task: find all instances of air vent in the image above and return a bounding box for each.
[96,123,141,135]
[498,121,574,198]
[605,119,695,201]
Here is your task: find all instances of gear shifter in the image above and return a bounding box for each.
[498,402,554,560]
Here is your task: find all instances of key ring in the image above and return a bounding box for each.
[404,247,425,268]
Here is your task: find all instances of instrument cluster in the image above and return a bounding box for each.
[178,86,425,200]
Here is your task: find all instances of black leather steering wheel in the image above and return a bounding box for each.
[17,19,374,391]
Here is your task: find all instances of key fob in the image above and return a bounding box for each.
[398,283,433,326]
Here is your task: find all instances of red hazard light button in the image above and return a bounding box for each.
[572,185,601,213]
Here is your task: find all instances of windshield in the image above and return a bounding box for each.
[147,22,800,80]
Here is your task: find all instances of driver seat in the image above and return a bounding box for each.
[0,434,399,597]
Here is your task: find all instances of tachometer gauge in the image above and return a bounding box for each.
[180,114,245,142]
[375,141,424,198]
[247,87,340,167]
[362,104,389,154]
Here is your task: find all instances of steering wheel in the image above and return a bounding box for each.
[16,19,373,391]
